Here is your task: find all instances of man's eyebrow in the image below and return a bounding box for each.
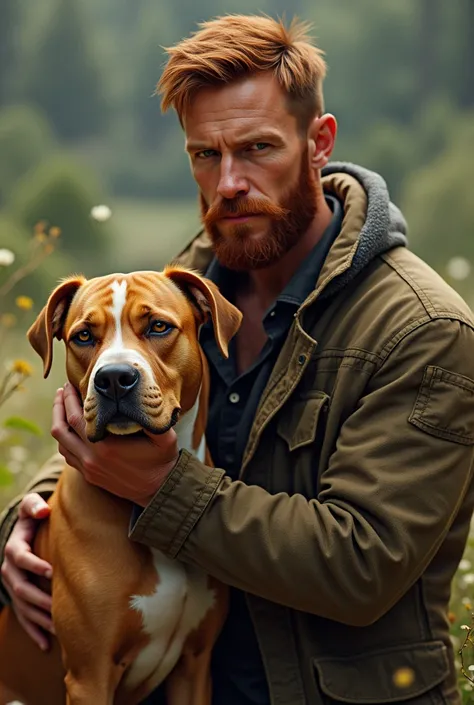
[185,131,284,153]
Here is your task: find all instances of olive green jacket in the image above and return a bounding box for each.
[1,164,474,705]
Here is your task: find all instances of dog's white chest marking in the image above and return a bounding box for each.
[125,552,216,689]
[125,404,213,689]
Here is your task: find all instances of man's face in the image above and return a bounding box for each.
[183,72,320,271]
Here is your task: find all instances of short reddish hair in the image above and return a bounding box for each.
[157,15,327,129]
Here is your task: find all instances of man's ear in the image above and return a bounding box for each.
[308,113,337,170]
[27,276,86,378]
[165,265,242,358]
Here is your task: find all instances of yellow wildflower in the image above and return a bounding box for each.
[0,313,17,328]
[34,221,47,235]
[35,233,47,243]
[11,360,33,377]
[15,295,34,310]
[44,243,55,255]
[49,226,61,238]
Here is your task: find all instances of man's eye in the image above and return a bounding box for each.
[196,149,218,159]
[149,320,174,336]
[250,142,270,151]
[72,330,94,345]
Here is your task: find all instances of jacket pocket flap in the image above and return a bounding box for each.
[313,640,449,703]
[277,392,329,451]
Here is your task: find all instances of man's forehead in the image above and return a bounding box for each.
[183,73,295,138]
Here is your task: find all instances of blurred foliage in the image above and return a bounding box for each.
[0,104,55,204]
[10,155,112,277]
[20,0,109,142]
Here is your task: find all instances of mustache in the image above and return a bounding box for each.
[202,196,289,228]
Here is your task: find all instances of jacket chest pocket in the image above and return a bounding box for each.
[274,392,330,497]
[277,391,330,451]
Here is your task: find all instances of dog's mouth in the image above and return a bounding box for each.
[88,403,180,443]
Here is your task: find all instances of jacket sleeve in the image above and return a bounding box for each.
[131,317,474,627]
[0,452,63,606]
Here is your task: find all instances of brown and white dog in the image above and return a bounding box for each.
[0,266,242,705]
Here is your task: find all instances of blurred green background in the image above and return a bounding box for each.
[0,0,473,696]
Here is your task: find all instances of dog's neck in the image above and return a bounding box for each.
[174,394,206,463]
[173,348,209,464]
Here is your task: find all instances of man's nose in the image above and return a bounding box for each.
[217,157,249,200]
[94,364,139,401]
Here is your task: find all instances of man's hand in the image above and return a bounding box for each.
[51,384,180,506]
[1,493,53,651]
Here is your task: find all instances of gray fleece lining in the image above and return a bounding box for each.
[320,162,408,300]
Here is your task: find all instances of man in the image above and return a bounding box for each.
[1,14,474,705]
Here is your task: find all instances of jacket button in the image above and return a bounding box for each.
[298,354,306,365]
[229,392,240,404]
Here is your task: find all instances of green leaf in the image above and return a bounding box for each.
[3,416,42,436]
[0,464,13,487]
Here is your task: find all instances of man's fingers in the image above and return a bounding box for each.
[51,388,71,441]
[16,611,50,652]
[13,546,53,580]
[15,596,54,633]
[18,493,51,521]
[6,561,53,611]
[62,382,87,439]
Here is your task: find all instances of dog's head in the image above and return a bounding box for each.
[28,266,242,442]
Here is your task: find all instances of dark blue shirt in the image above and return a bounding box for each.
[201,196,343,705]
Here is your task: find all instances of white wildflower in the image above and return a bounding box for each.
[446,256,471,281]
[0,248,15,267]
[9,446,28,463]
[90,204,112,222]
[460,559,472,571]
[462,573,474,585]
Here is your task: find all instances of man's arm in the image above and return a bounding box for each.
[0,452,63,606]
[130,318,474,626]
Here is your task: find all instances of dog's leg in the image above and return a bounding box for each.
[165,648,212,705]
[63,656,125,705]
[165,578,228,705]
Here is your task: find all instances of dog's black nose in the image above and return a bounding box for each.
[94,364,139,401]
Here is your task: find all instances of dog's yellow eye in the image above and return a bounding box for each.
[73,330,93,345]
[149,320,173,337]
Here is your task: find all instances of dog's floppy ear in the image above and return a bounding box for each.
[27,276,86,378]
[165,266,242,358]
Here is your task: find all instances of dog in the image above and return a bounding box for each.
[0,266,242,705]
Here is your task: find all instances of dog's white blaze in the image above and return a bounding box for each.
[125,552,216,690]
[86,279,155,400]
[111,279,127,348]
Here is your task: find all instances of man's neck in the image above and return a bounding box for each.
[245,193,333,311]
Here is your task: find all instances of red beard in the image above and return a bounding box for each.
[200,150,320,271]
